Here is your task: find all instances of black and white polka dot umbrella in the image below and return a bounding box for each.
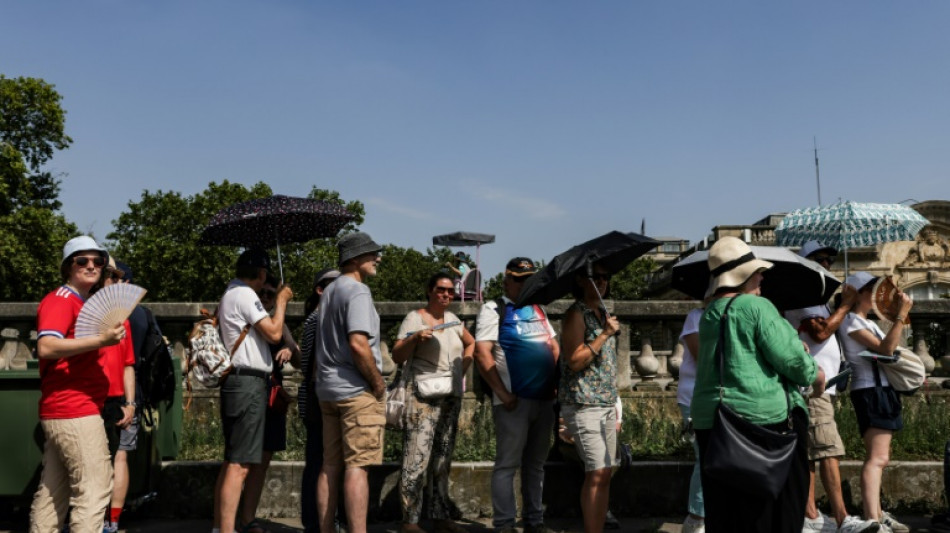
[199,194,356,279]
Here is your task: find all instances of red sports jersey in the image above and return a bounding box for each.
[36,286,109,419]
[102,320,134,397]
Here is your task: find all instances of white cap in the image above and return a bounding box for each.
[798,240,837,259]
[845,271,877,291]
[62,236,108,265]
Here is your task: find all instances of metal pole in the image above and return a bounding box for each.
[814,137,822,206]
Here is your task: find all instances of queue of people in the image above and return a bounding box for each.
[29,232,919,533]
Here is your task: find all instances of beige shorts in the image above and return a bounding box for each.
[807,394,845,461]
[320,391,386,468]
[561,404,618,472]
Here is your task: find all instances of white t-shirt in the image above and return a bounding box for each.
[784,305,842,396]
[676,308,703,406]
[218,280,271,372]
[840,313,890,390]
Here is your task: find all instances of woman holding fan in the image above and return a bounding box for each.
[30,236,126,533]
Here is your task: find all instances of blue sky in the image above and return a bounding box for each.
[4,1,949,279]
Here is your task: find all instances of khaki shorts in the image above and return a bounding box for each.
[807,394,845,461]
[320,391,386,468]
[561,404,618,471]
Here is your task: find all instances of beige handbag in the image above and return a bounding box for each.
[878,346,926,394]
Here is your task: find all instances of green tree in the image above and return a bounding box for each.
[367,246,455,301]
[0,76,77,300]
[609,257,656,300]
[0,76,72,214]
[107,182,366,302]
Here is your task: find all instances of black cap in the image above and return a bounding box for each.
[237,248,271,270]
[505,257,537,277]
[114,260,134,283]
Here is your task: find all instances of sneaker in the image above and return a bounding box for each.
[880,512,908,533]
[682,514,705,533]
[603,511,620,530]
[803,512,837,533]
[102,522,118,533]
[838,516,881,533]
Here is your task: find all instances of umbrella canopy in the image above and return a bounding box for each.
[775,201,929,250]
[671,246,841,310]
[199,195,355,248]
[199,194,356,280]
[432,231,496,247]
[516,231,660,307]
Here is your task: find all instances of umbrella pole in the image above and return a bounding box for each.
[475,244,482,301]
[277,241,284,283]
[586,259,610,320]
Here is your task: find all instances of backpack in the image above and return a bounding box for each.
[135,307,176,425]
[186,308,249,388]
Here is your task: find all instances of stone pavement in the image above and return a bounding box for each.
[2,515,947,533]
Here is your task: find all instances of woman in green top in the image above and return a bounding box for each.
[690,237,825,533]
[559,261,620,533]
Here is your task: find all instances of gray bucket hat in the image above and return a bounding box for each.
[338,232,383,266]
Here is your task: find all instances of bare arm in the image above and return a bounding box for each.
[278,323,301,368]
[392,328,433,364]
[560,308,619,373]
[37,324,123,359]
[461,328,475,373]
[799,285,858,344]
[683,332,699,362]
[848,293,913,356]
[350,332,385,400]
[116,365,136,428]
[474,340,516,410]
[254,286,293,344]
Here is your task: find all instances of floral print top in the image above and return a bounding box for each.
[558,301,618,407]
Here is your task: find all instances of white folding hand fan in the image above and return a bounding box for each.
[74,283,147,338]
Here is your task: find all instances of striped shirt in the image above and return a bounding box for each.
[297,310,320,420]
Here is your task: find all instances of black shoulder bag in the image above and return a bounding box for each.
[702,295,799,500]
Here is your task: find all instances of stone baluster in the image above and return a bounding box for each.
[910,318,936,375]
[941,318,950,375]
[633,328,661,391]
[616,320,632,391]
[668,340,684,382]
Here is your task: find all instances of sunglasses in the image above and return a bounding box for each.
[813,256,835,266]
[434,287,456,295]
[508,275,528,284]
[73,256,105,268]
[591,273,612,282]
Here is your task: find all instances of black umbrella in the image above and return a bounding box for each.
[515,231,660,307]
[432,231,495,301]
[199,194,356,279]
[670,245,841,310]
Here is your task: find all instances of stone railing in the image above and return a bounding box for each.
[4,299,950,383]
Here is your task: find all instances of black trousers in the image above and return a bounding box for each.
[696,407,810,533]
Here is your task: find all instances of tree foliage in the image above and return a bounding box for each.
[0,76,78,300]
[608,257,656,300]
[106,181,367,302]
[367,246,455,301]
[0,76,72,214]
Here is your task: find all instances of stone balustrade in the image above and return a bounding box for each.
[4,299,950,383]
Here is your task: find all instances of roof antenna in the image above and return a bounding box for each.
[814,136,822,206]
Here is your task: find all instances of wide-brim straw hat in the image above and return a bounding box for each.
[706,236,774,294]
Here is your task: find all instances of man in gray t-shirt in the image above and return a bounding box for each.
[315,232,386,533]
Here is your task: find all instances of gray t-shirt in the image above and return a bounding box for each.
[314,275,382,401]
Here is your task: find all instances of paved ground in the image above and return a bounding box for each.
[2,515,948,533]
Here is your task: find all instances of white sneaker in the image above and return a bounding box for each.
[803,512,837,533]
[880,512,908,533]
[682,515,705,533]
[837,516,881,533]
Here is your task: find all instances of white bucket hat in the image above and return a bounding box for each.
[706,236,774,295]
[845,271,877,291]
[61,235,108,266]
[798,240,837,259]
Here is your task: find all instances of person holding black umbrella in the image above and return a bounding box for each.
[558,261,620,533]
